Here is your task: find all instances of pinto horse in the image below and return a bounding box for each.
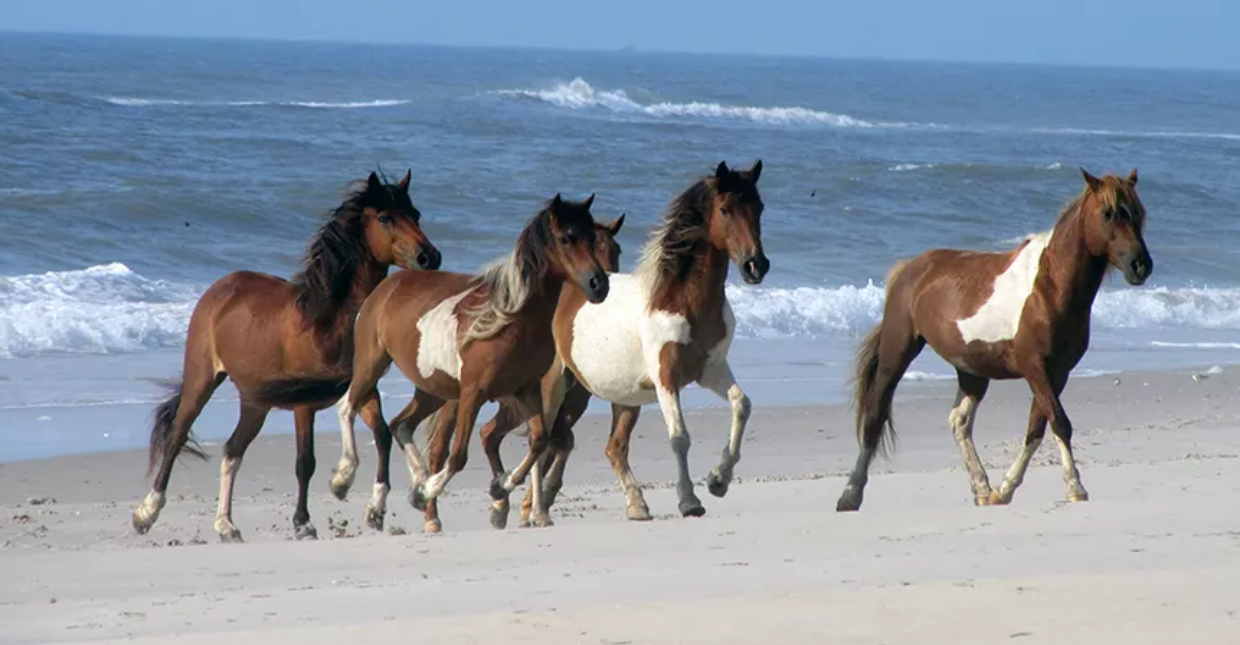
[836,169,1151,512]
[525,161,769,523]
[132,171,441,542]
[329,214,625,532]
[335,194,609,529]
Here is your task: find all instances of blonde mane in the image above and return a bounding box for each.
[635,179,713,298]
[461,210,552,344]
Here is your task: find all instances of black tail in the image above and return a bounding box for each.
[852,323,895,457]
[252,377,351,409]
[147,383,204,476]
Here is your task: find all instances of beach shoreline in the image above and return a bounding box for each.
[2,362,1238,642]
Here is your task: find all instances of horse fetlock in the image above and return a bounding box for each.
[706,469,730,498]
[409,486,429,512]
[489,472,512,500]
[131,491,166,534]
[329,461,357,500]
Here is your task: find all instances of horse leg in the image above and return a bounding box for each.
[355,392,392,532]
[291,406,319,540]
[497,377,565,528]
[950,371,994,505]
[605,403,650,521]
[697,359,750,498]
[652,380,705,518]
[384,390,445,505]
[836,324,925,512]
[335,335,393,499]
[213,401,270,542]
[541,381,588,511]
[330,398,360,501]
[481,400,524,530]
[133,365,225,535]
[420,404,457,534]
[415,387,484,511]
[990,400,1047,505]
[1024,367,1087,502]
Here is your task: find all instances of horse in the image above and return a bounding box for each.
[131,170,441,543]
[328,214,626,533]
[516,160,768,525]
[333,193,609,530]
[835,168,1151,512]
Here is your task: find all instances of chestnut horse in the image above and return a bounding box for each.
[132,171,441,542]
[335,194,609,530]
[329,214,625,532]
[526,161,768,524]
[836,169,1151,512]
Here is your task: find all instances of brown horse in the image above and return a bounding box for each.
[525,161,768,524]
[836,169,1151,512]
[132,171,441,542]
[335,194,609,530]
[329,214,625,533]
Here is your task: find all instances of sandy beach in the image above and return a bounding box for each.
[1,365,1238,643]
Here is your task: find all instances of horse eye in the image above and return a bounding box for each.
[378,214,394,225]
[559,235,572,245]
[720,207,730,216]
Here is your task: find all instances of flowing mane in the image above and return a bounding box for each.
[291,180,382,331]
[462,206,554,343]
[634,179,714,297]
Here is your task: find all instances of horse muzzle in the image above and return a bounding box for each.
[1121,251,1152,286]
[409,245,442,271]
[581,270,610,304]
[738,252,770,285]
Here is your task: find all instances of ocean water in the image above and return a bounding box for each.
[3,33,1240,461]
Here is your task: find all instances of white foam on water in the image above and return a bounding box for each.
[494,78,931,128]
[103,97,410,108]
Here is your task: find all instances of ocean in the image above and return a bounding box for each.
[3,32,1240,461]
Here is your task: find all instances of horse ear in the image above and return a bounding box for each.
[367,171,382,192]
[608,213,626,236]
[551,193,563,209]
[583,193,595,210]
[1127,168,1138,185]
[1080,167,1101,191]
[715,161,729,179]
[397,169,411,192]
[749,159,762,183]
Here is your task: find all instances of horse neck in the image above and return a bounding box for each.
[653,243,730,318]
[1040,212,1109,320]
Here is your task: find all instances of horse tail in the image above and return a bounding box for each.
[147,382,205,476]
[851,259,911,457]
[252,377,351,409]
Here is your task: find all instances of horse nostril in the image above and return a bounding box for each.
[416,252,430,268]
[588,276,601,291]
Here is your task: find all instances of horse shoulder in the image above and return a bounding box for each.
[954,233,1052,344]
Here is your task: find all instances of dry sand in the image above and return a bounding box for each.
[1,366,1239,643]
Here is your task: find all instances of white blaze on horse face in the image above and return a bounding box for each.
[416,290,471,380]
[956,231,1053,344]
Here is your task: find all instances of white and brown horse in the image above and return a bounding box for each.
[836,169,1152,511]
[506,160,769,523]
[335,194,609,531]
[329,215,626,532]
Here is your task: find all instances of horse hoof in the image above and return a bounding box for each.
[219,529,244,544]
[489,473,510,501]
[527,513,554,528]
[974,495,994,507]
[1068,491,1090,503]
[627,506,653,522]
[987,491,1012,506]
[835,496,862,512]
[409,487,429,512]
[706,472,729,498]
[294,524,318,541]
[424,519,442,535]
[679,501,706,518]
[365,508,385,532]
[329,479,350,501]
[489,505,510,530]
[131,512,152,535]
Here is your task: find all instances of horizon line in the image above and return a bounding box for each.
[5,28,1239,74]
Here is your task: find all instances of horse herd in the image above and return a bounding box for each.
[130,161,1152,542]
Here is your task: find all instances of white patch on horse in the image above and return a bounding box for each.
[956,231,1053,344]
[416,290,471,380]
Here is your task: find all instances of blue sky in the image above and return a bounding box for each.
[4,0,1238,69]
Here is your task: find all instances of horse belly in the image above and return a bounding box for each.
[568,283,657,407]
